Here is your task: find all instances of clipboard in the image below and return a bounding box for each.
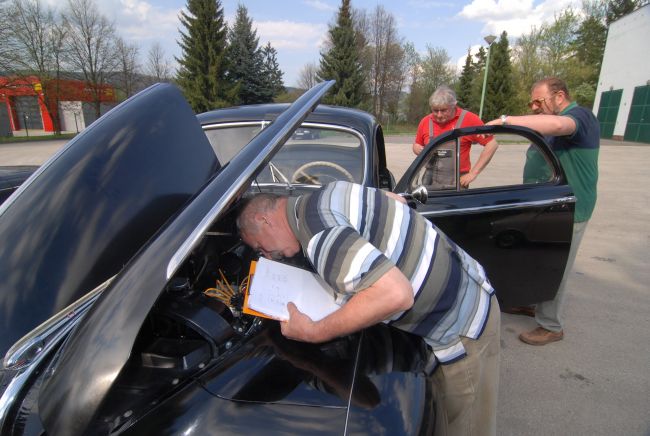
[242,257,340,321]
[242,260,280,320]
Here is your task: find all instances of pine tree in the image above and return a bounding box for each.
[456,47,475,109]
[226,4,267,104]
[483,31,515,121]
[474,46,487,70]
[176,0,233,112]
[569,2,609,108]
[317,0,366,107]
[260,42,284,102]
[576,2,607,74]
[606,0,644,24]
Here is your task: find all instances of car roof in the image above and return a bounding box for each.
[197,103,378,139]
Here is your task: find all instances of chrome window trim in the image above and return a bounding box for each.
[3,278,113,370]
[201,121,369,186]
[418,196,576,218]
[201,120,268,130]
[0,277,113,429]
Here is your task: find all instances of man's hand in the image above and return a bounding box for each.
[281,302,318,342]
[279,266,413,344]
[412,142,424,155]
[460,172,477,188]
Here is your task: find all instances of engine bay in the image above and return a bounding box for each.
[92,202,316,432]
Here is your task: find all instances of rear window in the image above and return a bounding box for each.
[203,123,366,186]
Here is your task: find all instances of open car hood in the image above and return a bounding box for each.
[38,81,334,434]
[0,84,218,359]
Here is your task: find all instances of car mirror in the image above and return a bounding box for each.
[411,185,428,204]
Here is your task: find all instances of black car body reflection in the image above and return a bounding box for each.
[0,81,572,434]
[0,166,38,204]
[0,83,443,435]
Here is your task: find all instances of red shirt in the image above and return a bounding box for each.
[414,107,493,173]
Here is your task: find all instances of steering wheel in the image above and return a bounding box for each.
[291,161,355,184]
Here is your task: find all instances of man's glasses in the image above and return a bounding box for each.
[528,91,560,109]
[527,98,546,109]
[431,107,451,114]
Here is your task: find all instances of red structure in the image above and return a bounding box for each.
[0,76,116,133]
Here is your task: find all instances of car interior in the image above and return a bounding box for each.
[203,122,366,186]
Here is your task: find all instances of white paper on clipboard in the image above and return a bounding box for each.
[247,257,340,321]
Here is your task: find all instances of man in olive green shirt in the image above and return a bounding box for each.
[488,77,599,345]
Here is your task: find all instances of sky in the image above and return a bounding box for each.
[48,0,584,87]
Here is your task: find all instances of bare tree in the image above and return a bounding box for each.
[113,37,139,98]
[62,0,118,119]
[1,0,67,132]
[420,45,455,96]
[511,26,546,111]
[403,42,424,124]
[366,5,407,123]
[297,62,318,90]
[541,9,580,77]
[512,26,545,84]
[146,42,172,84]
[405,45,455,120]
[0,1,15,74]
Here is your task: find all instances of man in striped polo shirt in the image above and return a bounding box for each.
[237,181,500,434]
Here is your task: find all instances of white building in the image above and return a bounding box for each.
[593,4,650,143]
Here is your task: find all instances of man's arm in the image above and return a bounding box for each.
[412,141,425,155]
[486,114,576,136]
[384,191,407,204]
[460,137,498,187]
[413,118,427,155]
[280,266,414,343]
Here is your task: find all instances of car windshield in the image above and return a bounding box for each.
[203,122,365,185]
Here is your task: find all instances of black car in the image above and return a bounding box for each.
[0,166,39,204]
[0,82,573,434]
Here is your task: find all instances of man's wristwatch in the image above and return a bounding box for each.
[500,114,508,125]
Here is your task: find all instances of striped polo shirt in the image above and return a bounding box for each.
[286,181,495,364]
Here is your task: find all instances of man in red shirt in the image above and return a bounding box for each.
[413,86,498,188]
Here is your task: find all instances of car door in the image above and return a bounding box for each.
[394,125,574,308]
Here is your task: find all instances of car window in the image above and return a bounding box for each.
[469,133,555,189]
[410,139,457,191]
[203,123,265,164]
[409,133,555,193]
[203,123,365,186]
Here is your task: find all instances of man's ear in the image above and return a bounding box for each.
[253,212,269,228]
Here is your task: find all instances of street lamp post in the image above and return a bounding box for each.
[479,34,497,120]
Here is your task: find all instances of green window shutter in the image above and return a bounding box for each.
[597,89,622,139]
[624,85,650,144]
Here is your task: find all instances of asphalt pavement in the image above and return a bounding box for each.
[1,136,649,435]
[386,135,650,436]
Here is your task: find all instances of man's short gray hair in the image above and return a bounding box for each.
[236,193,283,235]
[429,86,457,108]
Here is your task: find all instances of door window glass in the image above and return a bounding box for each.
[410,139,457,191]
[468,133,555,189]
[409,133,556,193]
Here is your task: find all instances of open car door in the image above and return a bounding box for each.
[395,125,575,308]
